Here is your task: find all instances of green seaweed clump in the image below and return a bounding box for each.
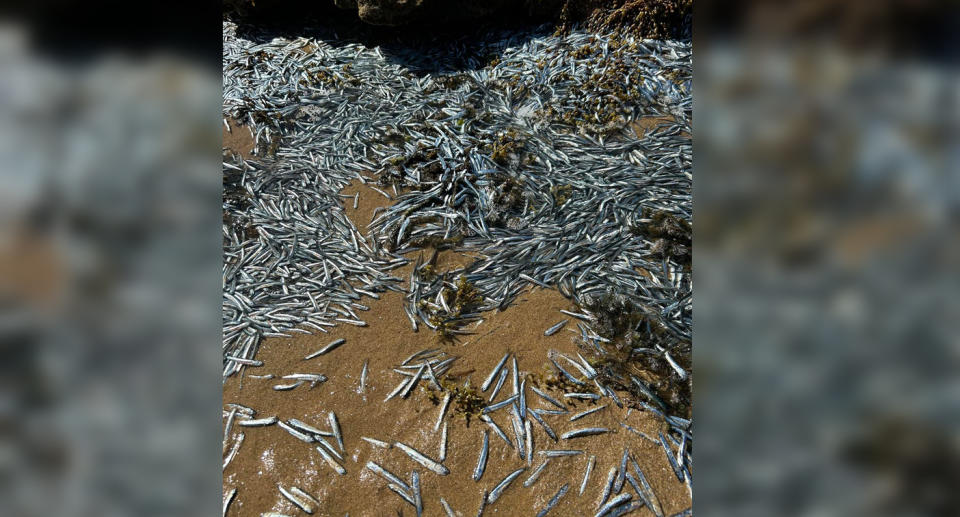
[429,380,485,425]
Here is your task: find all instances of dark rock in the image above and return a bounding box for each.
[343,0,558,27]
[356,0,426,26]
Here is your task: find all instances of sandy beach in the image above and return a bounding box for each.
[221,136,690,514]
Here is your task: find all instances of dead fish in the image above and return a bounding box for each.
[480,415,513,448]
[536,483,569,517]
[329,411,343,451]
[564,392,601,400]
[315,445,347,475]
[440,498,457,517]
[288,419,333,437]
[528,408,559,442]
[400,364,426,399]
[486,467,525,505]
[435,392,452,431]
[237,416,277,427]
[366,461,412,493]
[544,319,568,336]
[223,433,243,470]
[394,441,449,476]
[560,309,593,321]
[530,386,566,410]
[660,431,684,482]
[412,470,423,517]
[511,407,526,460]
[305,338,345,359]
[614,448,629,493]
[511,356,520,395]
[222,487,236,517]
[561,427,609,439]
[598,466,617,508]
[488,368,509,402]
[473,429,489,481]
[525,419,534,464]
[272,381,303,391]
[629,456,664,517]
[290,487,321,514]
[384,377,409,402]
[282,373,327,388]
[278,484,316,514]
[570,405,607,421]
[557,353,595,379]
[580,455,596,495]
[524,459,551,487]
[482,393,519,414]
[519,378,528,422]
[361,436,391,449]
[539,449,584,457]
[619,422,659,444]
[278,420,315,443]
[387,483,415,506]
[359,360,368,392]
[481,353,510,392]
[549,358,587,386]
[226,356,262,366]
[438,422,448,462]
[596,493,631,517]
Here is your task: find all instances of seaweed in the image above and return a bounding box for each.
[556,0,692,41]
[428,380,485,425]
[488,129,527,166]
[550,184,573,206]
[579,293,691,418]
[630,208,692,268]
[484,173,528,228]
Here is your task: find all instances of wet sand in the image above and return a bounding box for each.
[222,181,691,516]
[223,117,255,160]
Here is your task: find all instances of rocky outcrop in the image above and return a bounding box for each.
[335,0,565,26]
[224,0,689,39]
[354,0,425,26]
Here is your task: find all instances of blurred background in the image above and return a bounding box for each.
[1,0,958,516]
[695,1,959,516]
[0,2,222,516]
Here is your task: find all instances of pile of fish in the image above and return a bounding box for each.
[223,19,690,369]
[223,16,691,515]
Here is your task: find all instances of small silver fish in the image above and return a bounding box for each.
[329,411,343,451]
[561,427,609,439]
[570,405,607,421]
[544,319,568,336]
[473,429,489,481]
[315,444,346,475]
[486,467,526,505]
[394,441,449,476]
[237,416,277,427]
[481,353,510,392]
[537,484,570,517]
[278,484,316,514]
[365,461,411,493]
[580,455,596,495]
[596,493,631,517]
[523,459,551,487]
[305,338,345,359]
